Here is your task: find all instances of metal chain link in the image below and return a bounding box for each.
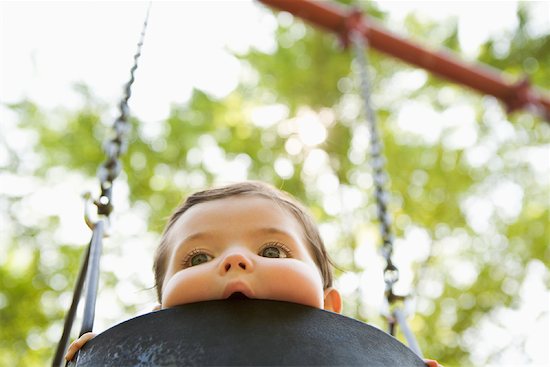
[93,3,151,220]
[350,31,401,307]
[53,6,151,366]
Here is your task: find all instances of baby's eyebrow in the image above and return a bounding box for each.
[251,227,294,238]
[174,232,214,254]
[250,227,302,247]
[181,232,211,244]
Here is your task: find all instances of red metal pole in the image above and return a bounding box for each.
[258,0,550,120]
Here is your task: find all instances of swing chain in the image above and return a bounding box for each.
[53,6,151,366]
[350,30,401,305]
[348,17,424,358]
[91,6,149,223]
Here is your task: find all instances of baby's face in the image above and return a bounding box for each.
[160,195,327,310]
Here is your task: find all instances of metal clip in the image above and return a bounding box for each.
[82,191,110,236]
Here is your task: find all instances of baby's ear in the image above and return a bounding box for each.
[323,287,342,314]
[152,304,161,311]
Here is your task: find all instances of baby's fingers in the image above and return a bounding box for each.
[64,332,96,361]
[424,359,443,367]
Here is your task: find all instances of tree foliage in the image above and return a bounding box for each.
[1,2,548,366]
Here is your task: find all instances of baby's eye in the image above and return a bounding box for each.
[183,250,213,268]
[259,242,291,258]
[190,253,212,266]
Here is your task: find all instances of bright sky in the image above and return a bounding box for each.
[1,1,277,123]
[1,1,548,365]
[3,1,547,123]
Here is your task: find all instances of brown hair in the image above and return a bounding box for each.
[153,181,335,302]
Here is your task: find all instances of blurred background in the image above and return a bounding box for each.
[1,1,548,366]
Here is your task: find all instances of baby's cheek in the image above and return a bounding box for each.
[162,267,218,308]
[261,260,325,308]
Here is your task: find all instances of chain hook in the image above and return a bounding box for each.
[82,191,110,236]
[82,192,96,230]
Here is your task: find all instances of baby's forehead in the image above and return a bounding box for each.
[185,194,291,217]
[172,195,304,236]
[163,195,318,260]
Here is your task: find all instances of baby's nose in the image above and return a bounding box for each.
[219,251,254,275]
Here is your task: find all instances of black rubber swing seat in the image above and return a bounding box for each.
[69,299,425,366]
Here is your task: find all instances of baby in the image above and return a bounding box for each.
[65,181,440,366]
[153,180,342,311]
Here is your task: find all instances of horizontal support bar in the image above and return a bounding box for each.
[258,0,550,121]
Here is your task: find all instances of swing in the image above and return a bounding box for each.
[53,2,547,366]
[65,301,424,366]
